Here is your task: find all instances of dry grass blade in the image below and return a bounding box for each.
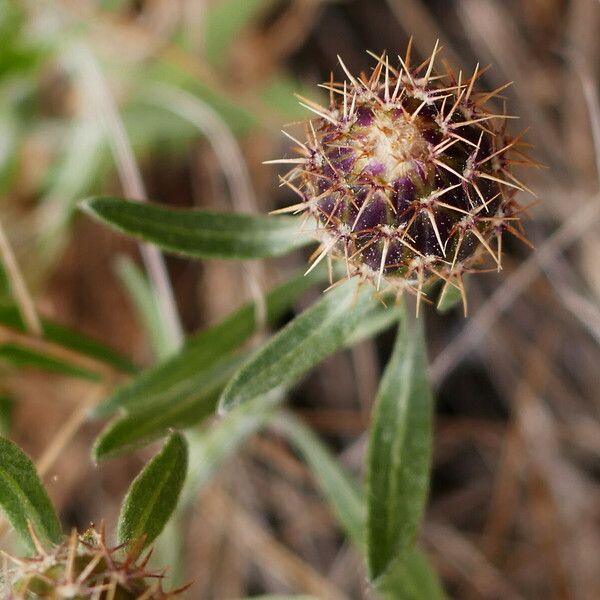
[0,325,123,382]
[0,220,42,337]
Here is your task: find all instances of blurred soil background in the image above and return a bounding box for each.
[0,0,599,598]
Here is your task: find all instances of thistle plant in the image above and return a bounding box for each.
[0,26,536,598]
[272,42,534,311]
[71,46,533,593]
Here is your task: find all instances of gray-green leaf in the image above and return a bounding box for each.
[93,268,325,419]
[274,414,445,599]
[219,279,401,413]
[366,309,434,582]
[80,197,313,259]
[117,432,188,548]
[93,353,244,461]
[0,437,62,550]
[92,270,329,460]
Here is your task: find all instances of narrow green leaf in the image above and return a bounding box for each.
[0,437,62,550]
[378,550,446,600]
[80,197,312,259]
[125,395,280,588]
[344,301,402,348]
[93,353,244,461]
[0,344,99,380]
[274,415,445,599]
[117,433,188,548]
[39,321,136,375]
[274,413,365,547]
[219,279,400,413]
[93,268,325,419]
[0,2,42,80]
[366,309,434,582]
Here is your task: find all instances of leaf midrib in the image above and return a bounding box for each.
[385,336,416,556]
[101,206,300,240]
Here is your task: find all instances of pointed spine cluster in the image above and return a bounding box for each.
[270,41,538,313]
[2,526,188,599]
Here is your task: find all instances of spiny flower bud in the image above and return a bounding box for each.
[2,527,187,599]
[270,42,536,313]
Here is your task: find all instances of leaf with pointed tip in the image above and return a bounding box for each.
[93,353,244,461]
[117,433,188,547]
[366,310,434,582]
[0,437,62,550]
[80,197,313,259]
[0,344,100,380]
[219,280,402,413]
[93,268,325,419]
[274,414,445,598]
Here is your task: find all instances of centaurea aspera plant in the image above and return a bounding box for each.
[0,39,535,600]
